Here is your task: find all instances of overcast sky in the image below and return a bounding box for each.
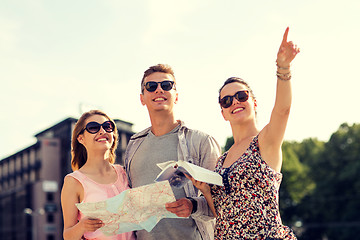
[1,0,359,159]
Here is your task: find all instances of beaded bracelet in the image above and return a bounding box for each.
[277,75,291,81]
[276,71,291,81]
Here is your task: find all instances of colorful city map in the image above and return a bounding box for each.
[76,181,182,236]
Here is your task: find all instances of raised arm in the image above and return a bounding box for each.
[259,27,300,172]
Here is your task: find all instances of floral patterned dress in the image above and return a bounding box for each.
[211,136,297,240]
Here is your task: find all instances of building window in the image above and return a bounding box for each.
[47,214,54,223]
[47,235,55,240]
[47,193,54,202]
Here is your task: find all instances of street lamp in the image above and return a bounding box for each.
[24,208,45,240]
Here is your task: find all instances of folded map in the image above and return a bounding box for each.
[76,181,182,236]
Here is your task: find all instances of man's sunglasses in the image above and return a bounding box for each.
[81,121,115,134]
[144,81,175,92]
[219,90,249,108]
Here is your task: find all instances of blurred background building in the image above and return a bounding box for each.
[0,117,135,240]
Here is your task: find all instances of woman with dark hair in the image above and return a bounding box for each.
[61,110,135,240]
[188,28,300,239]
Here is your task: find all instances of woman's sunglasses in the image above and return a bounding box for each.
[144,81,175,92]
[81,121,115,134]
[219,90,249,108]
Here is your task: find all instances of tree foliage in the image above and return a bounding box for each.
[296,123,360,239]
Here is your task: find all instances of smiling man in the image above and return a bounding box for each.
[124,64,221,240]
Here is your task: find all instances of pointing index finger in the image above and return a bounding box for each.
[282,27,289,44]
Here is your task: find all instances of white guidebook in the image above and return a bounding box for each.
[155,160,223,188]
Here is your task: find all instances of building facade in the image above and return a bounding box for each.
[0,117,135,240]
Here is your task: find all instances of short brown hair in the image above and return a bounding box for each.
[141,64,176,94]
[71,110,119,171]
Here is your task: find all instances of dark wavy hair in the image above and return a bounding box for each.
[71,110,119,171]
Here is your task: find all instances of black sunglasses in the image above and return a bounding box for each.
[144,81,175,92]
[81,121,115,134]
[219,90,249,108]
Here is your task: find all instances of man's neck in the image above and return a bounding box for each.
[149,112,179,136]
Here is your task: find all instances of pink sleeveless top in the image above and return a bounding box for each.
[68,164,135,240]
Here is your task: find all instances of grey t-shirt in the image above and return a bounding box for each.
[130,125,201,240]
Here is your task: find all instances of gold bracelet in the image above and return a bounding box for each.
[276,62,290,70]
[276,71,291,77]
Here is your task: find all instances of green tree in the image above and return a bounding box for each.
[282,138,325,239]
[223,136,234,152]
[298,123,360,240]
[280,141,317,226]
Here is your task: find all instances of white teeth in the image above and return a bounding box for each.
[97,138,107,142]
[154,97,165,101]
[232,108,244,114]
